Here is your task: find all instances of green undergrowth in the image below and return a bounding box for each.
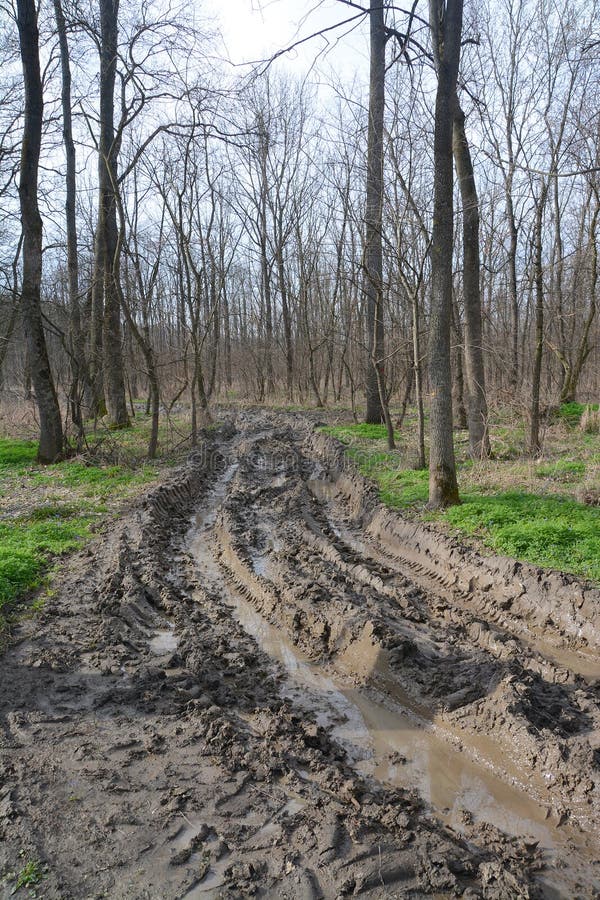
[556,401,599,426]
[322,423,400,442]
[0,514,96,611]
[0,434,164,623]
[322,422,600,583]
[445,493,600,582]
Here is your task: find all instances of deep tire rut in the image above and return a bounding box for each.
[1,414,599,898]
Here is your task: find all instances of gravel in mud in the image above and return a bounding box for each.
[1,414,599,898]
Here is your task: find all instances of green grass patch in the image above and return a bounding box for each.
[534,459,585,479]
[322,423,400,443]
[556,401,599,426]
[55,462,157,497]
[14,856,45,892]
[445,493,600,582]
[321,422,600,582]
[0,435,163,618]
[0,438,38,467]
[347,448,429,508]
[0,515,94,608]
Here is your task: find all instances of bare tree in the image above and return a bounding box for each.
[94,0,129,427]
[16,0,64,462]
[427,0,462,507]
[53,0,90,438]
[453,99,491,458]
[363,0,386,427]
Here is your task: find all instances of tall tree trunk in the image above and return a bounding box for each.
[277,246,294,401]
[16,0,64,463]
[506,183,520,391]
[364,0,385,424]
[412,287,426,469]
[0,300,19,388]
[53,0,90,435]
[568,202,598,401]
[223,283,233,390]
[90,229,106,415]
[451,301,467,429]
[0,239,23,388]
[453,99,491,458]
[427,0,462,508]
[98,0,129,427]
[258,123,274,395]
[529,180,549,456]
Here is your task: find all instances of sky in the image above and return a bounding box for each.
[206,0,370,84]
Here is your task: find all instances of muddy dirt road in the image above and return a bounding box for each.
[1,413,600,898]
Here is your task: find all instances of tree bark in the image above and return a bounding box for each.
[506,178,520,391]
[17,0,64,463]
[276,243,294,401]
[257,121,274,395]
[53,0,90,434]
[412,288,426,469]
[453,99,491,459]
[364,0,385,424]
[427,0,462,508]
[529,179,549,456]
[451,300,467,429]
[98,0,129,427]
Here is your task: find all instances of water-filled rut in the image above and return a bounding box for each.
[2,413,600,898]
[181,417,600,897]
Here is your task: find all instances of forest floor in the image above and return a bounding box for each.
[1,409,600,897]
[321,403,600,583]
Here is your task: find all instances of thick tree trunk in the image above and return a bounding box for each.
[364,0,385,424]
[427,0,462,508]
[98,0,129,427]
[453,100,491,459]
[17,0,64,463]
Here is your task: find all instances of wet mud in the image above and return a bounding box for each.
[1,413,599,897]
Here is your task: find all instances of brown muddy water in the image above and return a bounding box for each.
[228,589,599,899]
[185,465,600,898]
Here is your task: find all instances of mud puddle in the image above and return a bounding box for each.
[228,588,600,891]
[149,625,179,655]
[181,434,600,895]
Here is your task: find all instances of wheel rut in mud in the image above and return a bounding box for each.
[1,413,600,898]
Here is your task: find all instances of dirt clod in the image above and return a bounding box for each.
[1,414,599,897]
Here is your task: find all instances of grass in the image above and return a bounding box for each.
[445,493,600,581]
[322,423,400,442]
[13,857,45,893]
[555,401,599,426]
[0,429,169,625]
[322,414,600,583]
[0,514,95,610]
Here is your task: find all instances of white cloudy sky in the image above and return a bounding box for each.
[206,0,370,82]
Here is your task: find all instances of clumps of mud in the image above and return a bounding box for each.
[0,413,594,897]
[208,417,600,888]
[309,430,600,654]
